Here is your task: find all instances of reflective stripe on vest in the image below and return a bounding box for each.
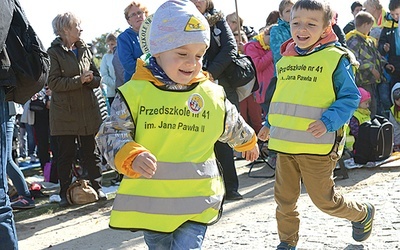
[269,47,346,155]
[113,80,226,232]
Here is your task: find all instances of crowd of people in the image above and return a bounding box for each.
[3,0,400,249]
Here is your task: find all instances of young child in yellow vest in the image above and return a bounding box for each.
[95,0,259,248]
[257,0,375,249]
[389,83,400,151]
[347,87,372,153]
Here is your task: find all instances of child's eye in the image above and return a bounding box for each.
[178,53,187,57]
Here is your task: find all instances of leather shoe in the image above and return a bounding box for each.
[225,191,243,200]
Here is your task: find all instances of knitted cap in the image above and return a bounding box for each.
[141,0,210,55]
[358,87,371,103]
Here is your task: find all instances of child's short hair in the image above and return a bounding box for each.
[226,12,243,28]
[389,0,400,11]
[279,0,296,15]
[351,1,363,12]
[354,11,374,28]
[291,0,332,27]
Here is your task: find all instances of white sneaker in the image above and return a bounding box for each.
[97,189,107,200]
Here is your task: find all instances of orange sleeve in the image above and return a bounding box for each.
[114,141,149,178]
[233,134,257,152]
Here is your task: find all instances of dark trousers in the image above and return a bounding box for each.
[33,109,50,170]
[214,141,238,193]
[56,134,101,198]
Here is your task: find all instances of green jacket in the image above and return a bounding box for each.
[47,38,101,136]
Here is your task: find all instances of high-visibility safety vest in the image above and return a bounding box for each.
[111,79,226,232]
[269,46,347,155]
[346,109,371,150]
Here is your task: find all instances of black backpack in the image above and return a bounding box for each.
[353,115,394,164]
[3,0,50,104]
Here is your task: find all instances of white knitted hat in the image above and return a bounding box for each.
[140,0,210,55]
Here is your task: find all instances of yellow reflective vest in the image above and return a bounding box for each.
[269,47,346,155]
[111,79,226,232]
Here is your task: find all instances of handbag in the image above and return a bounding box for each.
[66,179,99,205]
[29,98,46,111]
[225,53,256,88]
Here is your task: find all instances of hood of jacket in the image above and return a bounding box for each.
[132,56,209,87]
[391,82,400,104]
[204,9,224,27]
[280,26,338,56]
[382,12,399,28]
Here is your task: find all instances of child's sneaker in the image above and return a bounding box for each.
[11,196,35,209]
[277,242,296,250]
[352,203,375,242]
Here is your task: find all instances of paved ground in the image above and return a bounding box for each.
[15,160,400,250]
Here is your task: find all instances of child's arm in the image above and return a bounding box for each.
[218,99,259,162]
[95,93,155,178]
[320,57,360,132]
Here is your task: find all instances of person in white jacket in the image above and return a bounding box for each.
[100,33,117,107]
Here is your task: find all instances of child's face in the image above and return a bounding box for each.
[227,17,239,32]
[290,8,329,50]
[263,28,271,45]
[154,43,207,85]
[359,99,370,109]
[395,98,400,107]
[390,7,400,22]
[281,4,293,23]
[357,22,373,35]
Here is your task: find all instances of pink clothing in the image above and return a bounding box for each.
[243,41,274,104]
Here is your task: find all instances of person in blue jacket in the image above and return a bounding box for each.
[117,1,149,83]
[258,0,375,249]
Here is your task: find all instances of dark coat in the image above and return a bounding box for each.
[47,38,102,136]
[203,9,239,108]
[378,19,400,80]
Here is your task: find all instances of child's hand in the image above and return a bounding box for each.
[383,42,390,52]
[307,120,327,138]
[371,68,380,80]
[258,126,270,141]
[386,64,395,73]
[132,152,157,178]
[242,144,259,162]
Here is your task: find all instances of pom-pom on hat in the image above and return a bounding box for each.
[358,87,371,103]
[139,0,210,55]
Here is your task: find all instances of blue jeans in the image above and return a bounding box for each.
[143,221,207,250]
[7,115,31,197]
[0,88,19,249]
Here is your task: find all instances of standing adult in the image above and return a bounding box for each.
[47,12,103,207]
[343,1,364,34]
[117,1,149,83]
[1,0,29,248]
[363,0,387,39]
[192,0,243,200]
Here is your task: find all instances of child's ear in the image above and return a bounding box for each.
[320,25,332,38]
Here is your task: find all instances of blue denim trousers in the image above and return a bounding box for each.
[0,88,19,249]
[143,221,207,250]
[7,115,31,197]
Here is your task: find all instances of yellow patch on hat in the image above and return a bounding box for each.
[184,15,206,32]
